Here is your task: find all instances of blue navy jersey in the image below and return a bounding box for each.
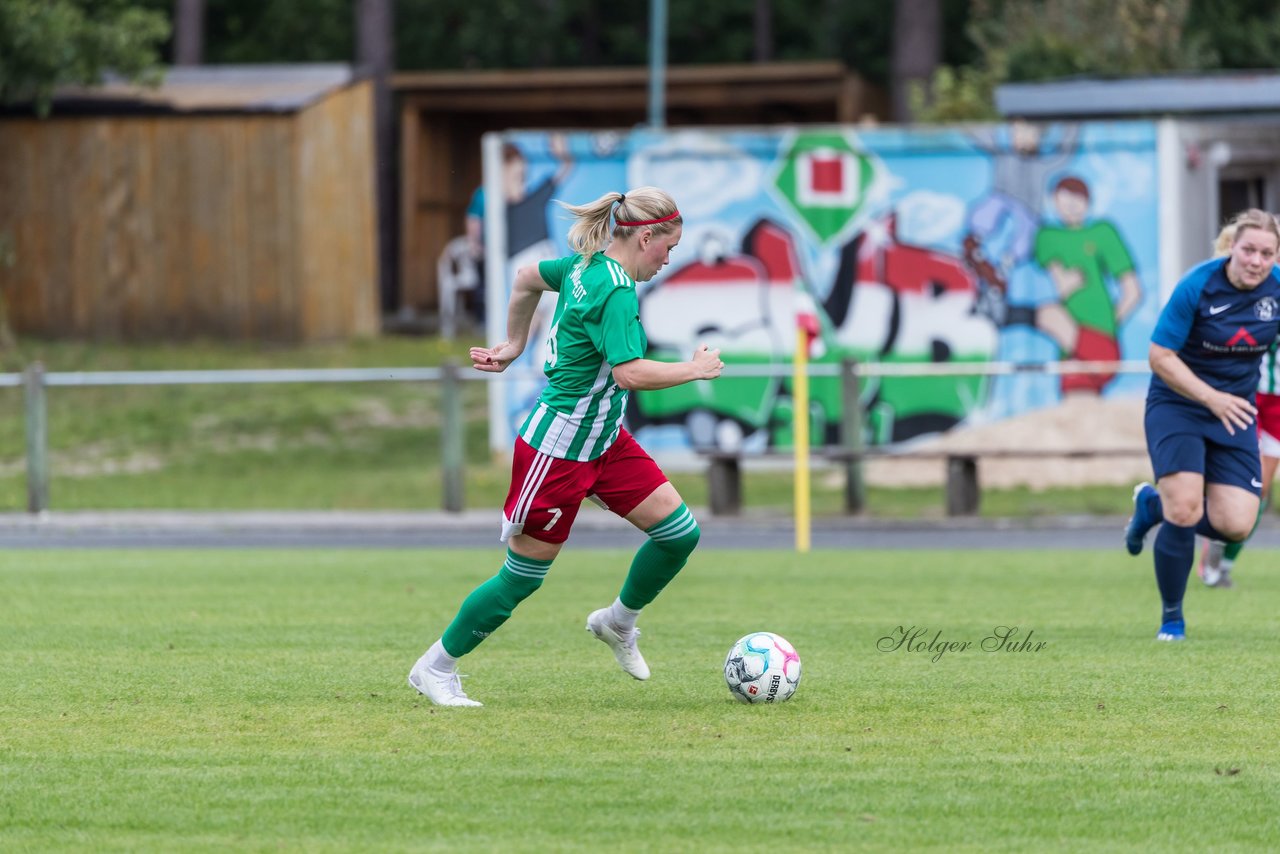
[1148,257,1280,406]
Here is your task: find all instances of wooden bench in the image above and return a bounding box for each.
[702,446,1146,517]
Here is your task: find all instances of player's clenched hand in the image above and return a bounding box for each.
[1208,390,1256,436]
[470,341,521,373]
[691,344,724,380]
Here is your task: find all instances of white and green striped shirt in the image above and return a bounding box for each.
[1260,341,1280,396]
[519,253,647,461]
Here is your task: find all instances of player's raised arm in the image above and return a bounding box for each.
[611,344,723,391]
[469,264,552,373]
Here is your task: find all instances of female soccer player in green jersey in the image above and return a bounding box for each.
[409,186,724,706]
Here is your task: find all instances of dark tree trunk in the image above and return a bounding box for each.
[579,4,602,65]
[535,0,559,67]
[891,0,942,123]
[173,0,205,65]
[356,0,398,315]
[754,0,773,63]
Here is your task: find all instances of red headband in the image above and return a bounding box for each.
[616,211,681,227]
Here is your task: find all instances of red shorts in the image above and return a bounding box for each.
[1257,392,1280,456]
[501,428,669,544]
[1061,326,1118,395]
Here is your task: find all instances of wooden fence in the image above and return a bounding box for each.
[0,81,378,341]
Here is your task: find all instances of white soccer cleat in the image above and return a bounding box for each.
[1198,539,1235,588]
[586,608,650,681]
[1207,560,1234,589]
[1199,538,1224,586]
[407,655,483,707]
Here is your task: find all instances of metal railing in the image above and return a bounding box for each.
[2,362,475,514]
[1,358,1152,515]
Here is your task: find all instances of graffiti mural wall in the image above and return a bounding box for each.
[482,122,1160,454]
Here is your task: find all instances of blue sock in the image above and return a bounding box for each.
[1153,522,1194,625]
[1194,513,1228,542]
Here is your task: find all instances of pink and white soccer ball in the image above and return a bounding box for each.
[723,631,802,703]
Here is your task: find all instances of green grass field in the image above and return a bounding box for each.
[4,547,1278,851]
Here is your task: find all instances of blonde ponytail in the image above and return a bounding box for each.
[559,186,681,255]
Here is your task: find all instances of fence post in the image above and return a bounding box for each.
[706,453,742,516]
[441,359,465,513]
[23,361,49,514]
[840,357,865,514]
[945,454,980,516]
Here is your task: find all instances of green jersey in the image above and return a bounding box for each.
[1034,221,1135,337]
[518,253,647,461]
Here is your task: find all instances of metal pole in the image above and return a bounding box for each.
[840,357,865,514]
[441,359,465,513]
[23,361,49,514]
[792,326,810,553]
[648,0,667,128]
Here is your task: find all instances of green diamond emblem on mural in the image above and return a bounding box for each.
[772,131,878,245]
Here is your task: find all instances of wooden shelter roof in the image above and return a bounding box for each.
[392,61,874,122]
[13,64,356,116]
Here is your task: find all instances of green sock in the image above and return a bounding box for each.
[440,549,551,657]
[1224,497,1268,562]
[619,504,701,610]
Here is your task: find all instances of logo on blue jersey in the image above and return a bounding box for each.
[1203,323,1269,354]
[1225,328,1258,348]
[1256,297,1278,321]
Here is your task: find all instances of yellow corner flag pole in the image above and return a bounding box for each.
[793,323,811,553]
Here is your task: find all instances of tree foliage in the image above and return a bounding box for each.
[1186,0,1280,71]
[910,65,1002,123]
[202,0,352,63]
[391,1,798,73]
[388,0,963,87]
[918,0,1220,121]
[2,0,1278,124]
[0,0,169,115]
[141,0,1275,90]
[984,0,1212,81]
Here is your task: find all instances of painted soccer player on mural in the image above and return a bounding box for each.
[481,125,1159,455]
[962,120,1080,326]
[1032,175,1143,396]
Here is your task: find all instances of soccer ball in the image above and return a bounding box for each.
[723,632,801,704]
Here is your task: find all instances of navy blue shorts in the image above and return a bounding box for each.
[1144,398,1262,494]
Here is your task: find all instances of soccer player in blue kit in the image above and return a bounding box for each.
[1124,208,1280,641]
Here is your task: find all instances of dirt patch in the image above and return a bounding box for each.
[860,395,1151,489]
